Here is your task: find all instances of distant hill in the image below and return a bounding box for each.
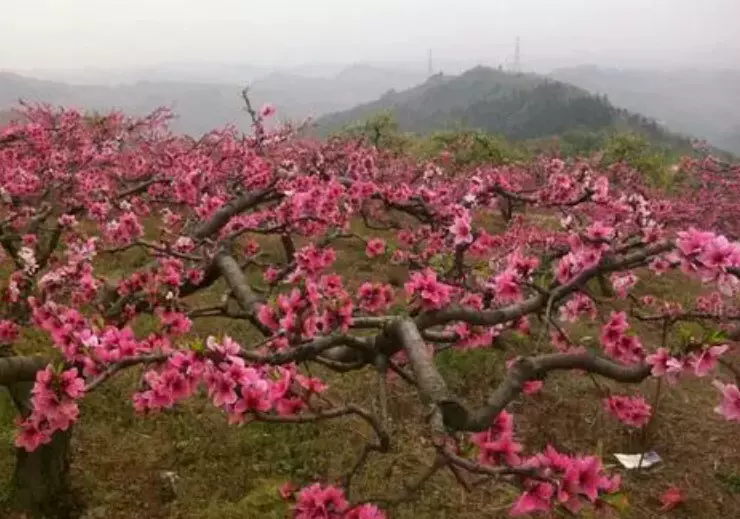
[549,66,740,154]
[314,66,693,150]
[0,64,427,136]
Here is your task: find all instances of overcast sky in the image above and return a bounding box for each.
[2,0,739,72]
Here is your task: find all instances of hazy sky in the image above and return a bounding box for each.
[2,0,739,72]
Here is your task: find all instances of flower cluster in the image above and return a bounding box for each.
[599,312,644,364]
[364,238,386,258]
[510,446,620,516]
[15,367,85,451]
[356,282,394,314]
[284,483,386,519]
[558,293,597,322]
[471,411,523,466]
[132,336,324,423]
[404,268,454,310]
[603,394,653,427]
[257,278,354,338]
[675,228,740,294]
[468,412,621,516]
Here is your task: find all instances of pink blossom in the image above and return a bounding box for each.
[453,323,500,350]
[404,268,453,310]
[243,239,260,257]
[208,373,238,407]
[345,503,386,519]
[295,374,328,394]
[295,244,337,277]
[713,381,740,421]
[490,269,522,302]
[0,319,20,344]
[259,104,276,118]
[645,348,683,383]
[559,293,597,322]
[506,358,543,395]
[690,344,729,377]
[649,257,671,275]
[699,235,736,269]
[365,238,386,258]
[157,310,192,336]
[603,395,652,427]
[15,419,52,451]
[592,176,609,202]
[449,212,473,246]
[257,305,280,332]
[356,282,394,314]
[562,456,602,502]
[506,250,539,279]
[292,483,348,518]
[321,297,354,334]
[509,482,554,516]
[610,272,638,298]
[676,227,714,257]
[585,221,614,242]
[59,368,85,398]
[264,266,280,284]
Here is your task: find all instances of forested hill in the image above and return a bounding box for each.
[314,66,693,149]
[550,66,740,155]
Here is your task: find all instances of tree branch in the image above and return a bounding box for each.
[0,356,49,385]
[214,251,270,335]
[254,403,389,451]
[462,353,651,431]
[192,188,279,241]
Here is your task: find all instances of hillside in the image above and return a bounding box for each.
[314,66,692,149]
[0,64,427,136]
[550,66,740,154]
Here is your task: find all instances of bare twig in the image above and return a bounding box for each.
[85,354,168,392]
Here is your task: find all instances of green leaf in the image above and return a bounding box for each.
[189,338,205,353]
[706,329,728,345]
[600,492,630,514]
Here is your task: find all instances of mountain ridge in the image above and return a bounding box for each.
[0,65,428,136]
[314,66,693,151]
[549,65,740,153]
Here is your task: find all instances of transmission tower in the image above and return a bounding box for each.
[427,49,433,77]
[513,37,521,73]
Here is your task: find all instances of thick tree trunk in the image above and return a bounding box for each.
[7,381,75,519]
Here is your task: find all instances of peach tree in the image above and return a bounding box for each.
[0,98,738,518]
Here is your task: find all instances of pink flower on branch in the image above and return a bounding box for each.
[713,381,740,421]
[356,282,394,314]
[404,268,453,310]
[603,394,652,428]
[689,344,729,377]
[259,104,276,119]
[364,238,386,258]
[449,211,473,246]
[645,348,683,383]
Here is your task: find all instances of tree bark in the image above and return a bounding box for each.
[6,382,75,519]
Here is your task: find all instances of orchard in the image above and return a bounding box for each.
[0,95,739,518]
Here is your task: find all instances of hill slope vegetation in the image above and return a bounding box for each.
[550,65,740,154]
[315,66,693,150]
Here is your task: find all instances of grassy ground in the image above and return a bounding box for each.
[2,225,740,518]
